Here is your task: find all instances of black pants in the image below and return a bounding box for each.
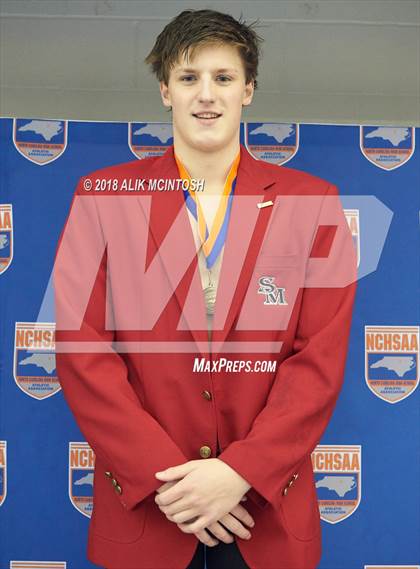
[186,540,249,569]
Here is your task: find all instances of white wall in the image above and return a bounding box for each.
[0,0,419,125]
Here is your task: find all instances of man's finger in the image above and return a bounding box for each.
[217,513,252,540]
[205,521,234,544]
[156,481,176,493]
[176,518,218,546]
[155,462,193,480]
[229,504,255,528]
[155,482,185,506]
[158,496,192,516]
[177,515,209,534]
[193,528,219,547]
[168,507,200,524]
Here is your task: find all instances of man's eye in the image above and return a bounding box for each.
[179,75,232,82]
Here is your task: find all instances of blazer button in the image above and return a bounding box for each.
[115,484,122,494]
[292,473,299,480]
[202,390,212,401]
[283,486,289,496]
[111,478,118,487]
[199,445,212,458]
[104,471,113,478]
[287,479,294,487]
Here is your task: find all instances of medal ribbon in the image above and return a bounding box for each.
[175,151,240,269]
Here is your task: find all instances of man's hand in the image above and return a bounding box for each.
[154,459,252,535]
[156,481,254,546]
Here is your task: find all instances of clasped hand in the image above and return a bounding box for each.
[154,458,254,546]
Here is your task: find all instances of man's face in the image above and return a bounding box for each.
[159,43,254,153]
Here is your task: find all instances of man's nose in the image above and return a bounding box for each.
[197,79,216,102]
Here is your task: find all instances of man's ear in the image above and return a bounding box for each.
[159,81,172,109]
[242,81,255,108]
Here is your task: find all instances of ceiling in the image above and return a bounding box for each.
[0,0,419,124]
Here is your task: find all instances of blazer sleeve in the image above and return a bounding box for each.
[217,182,357,511]
[53,177,188,511]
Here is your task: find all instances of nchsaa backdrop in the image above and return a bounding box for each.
[0,118,419,569]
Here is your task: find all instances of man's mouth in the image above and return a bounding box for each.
[192,112,222,120]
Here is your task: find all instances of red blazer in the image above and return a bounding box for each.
[54,144,357,569]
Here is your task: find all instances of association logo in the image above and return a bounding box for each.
[365,325,419,403]
[244,122,299,165]
[344,208,360,267]
[69,442,95,518]
[14,322,60,400]
[13,118,67,165]
[0,441,7,507]
[10,562,67,569]
[312,445,361,523]
[360,126,415,170]
[257,276,288,305]
[128,122,173,159]
[0,204,13,275]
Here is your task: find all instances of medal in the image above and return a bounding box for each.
[175,150,241,315]
[204,270,217,315]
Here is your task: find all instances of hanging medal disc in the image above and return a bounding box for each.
[204,284,217,315]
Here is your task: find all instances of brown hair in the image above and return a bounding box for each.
[144,9,264,89]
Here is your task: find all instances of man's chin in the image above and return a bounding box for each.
[188,135,227,153]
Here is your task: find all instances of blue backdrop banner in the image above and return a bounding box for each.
[0,117,419,569]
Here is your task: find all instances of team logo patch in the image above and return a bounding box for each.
[0,204,13,275]
[129,122,173,159]
[360,126,415,170]
[13,118,67,165]
[10,562,67,569]
[244,122,299,165]
[69,442,95,518]
[344,208,360,267]
[14,322,60,400]
[257,276,288,305]
[312,445,361,523]
[365,325,419,403]
[0,441,7,507]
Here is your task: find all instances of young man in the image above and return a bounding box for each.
[54,9,357,569]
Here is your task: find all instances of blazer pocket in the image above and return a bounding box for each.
[278,458,321,542]
[91,468,149,544]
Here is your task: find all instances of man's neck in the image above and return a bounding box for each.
[174,139,241,194]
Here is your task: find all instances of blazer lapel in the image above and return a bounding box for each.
[136,144,278,355]
[136,147,209,353]
[211,146,278,351]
